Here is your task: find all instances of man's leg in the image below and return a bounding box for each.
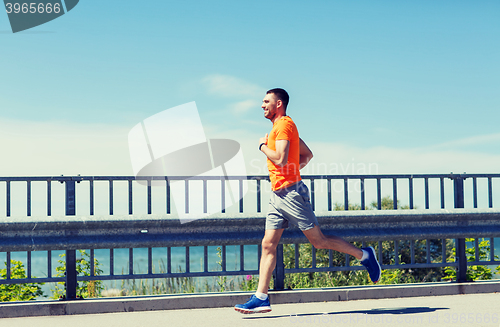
[302,226,381,282]
[302,226,362,259]
[256,228,284,294]
[234,228,283,314]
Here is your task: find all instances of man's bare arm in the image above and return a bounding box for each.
[299,138,313,169]
[261,138,289,167]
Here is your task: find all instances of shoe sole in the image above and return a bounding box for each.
[234,306,272,314]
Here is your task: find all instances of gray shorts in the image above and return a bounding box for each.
[266,180,319,231]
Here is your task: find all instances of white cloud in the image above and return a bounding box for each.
[425,133,500,151]
[202,74,265,99]
[202,74,266,115]
[0,118,132,176]
[230,99,260,114]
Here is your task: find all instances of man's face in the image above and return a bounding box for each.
[262,93,279,121]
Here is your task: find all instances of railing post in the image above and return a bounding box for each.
[452,174,467,283]
[65,179,78,300]
[273,244,285,290]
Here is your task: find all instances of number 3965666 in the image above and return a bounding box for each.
[5,2,61,14]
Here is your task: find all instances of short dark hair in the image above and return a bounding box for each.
[266,88,289,111]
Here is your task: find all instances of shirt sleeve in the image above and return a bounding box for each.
[275,120,294,141]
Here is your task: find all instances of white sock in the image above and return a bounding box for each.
[360,249,369,261]
[255,292,268,300]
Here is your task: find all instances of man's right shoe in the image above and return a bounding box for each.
[360,246,382,283]
[234,295,272,314]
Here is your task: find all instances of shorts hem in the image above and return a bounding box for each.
[298,223,318,232]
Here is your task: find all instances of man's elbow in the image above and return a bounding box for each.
[275,156,288,167]
[276,160,287,167]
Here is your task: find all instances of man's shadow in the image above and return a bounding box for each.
[243,306,448,320]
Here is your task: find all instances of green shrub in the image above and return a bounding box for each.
[0,260,44,301]
[443,238,500,281]
[51,250,103,299]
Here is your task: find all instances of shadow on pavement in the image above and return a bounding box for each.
[242,306,449,320]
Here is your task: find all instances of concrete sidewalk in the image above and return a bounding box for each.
[2,292,500,327]
[1,280,499,319]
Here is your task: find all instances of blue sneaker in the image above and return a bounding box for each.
[234,295,272,314]
[360,246,382,283]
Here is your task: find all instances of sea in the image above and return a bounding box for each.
[3,238,500,300]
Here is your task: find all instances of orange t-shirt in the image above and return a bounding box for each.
[267,116,301,191]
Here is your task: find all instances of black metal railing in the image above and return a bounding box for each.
[2,173,498,217]
[1,173,499,300]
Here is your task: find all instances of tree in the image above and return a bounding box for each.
[369,196,410,210]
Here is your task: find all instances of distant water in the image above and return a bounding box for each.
[3,238,499,299]
[6,245,259,299]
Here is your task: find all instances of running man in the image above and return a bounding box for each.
[234,88,381,314]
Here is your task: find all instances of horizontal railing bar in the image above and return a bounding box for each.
[1,173,500,183]
[2,209,500,252]
[466,260,500,266]
[285,262,459,274]
[77,270,261,281]
[463,174,500,178]
[0,176,269,182]
[0,277,65,284]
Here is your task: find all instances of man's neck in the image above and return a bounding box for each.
[271,113,286,124]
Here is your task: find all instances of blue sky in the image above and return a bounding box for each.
[1,1,499,177]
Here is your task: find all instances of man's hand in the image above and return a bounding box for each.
[259,134,268,146]
[259,133,289,167]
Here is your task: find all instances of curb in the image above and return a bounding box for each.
[1,280,499,318]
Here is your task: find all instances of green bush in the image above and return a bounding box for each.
[51,250,103,299]
[0,260,44,302]
[120,262,197,296]
[443,238,500,281]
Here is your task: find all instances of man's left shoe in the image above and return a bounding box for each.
[360,246,382,283]
[234,295,272,314]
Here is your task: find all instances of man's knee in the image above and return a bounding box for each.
[307,232,336,249]
[304,228,328,249]
[309,237,328,249]
[261,237,279,253]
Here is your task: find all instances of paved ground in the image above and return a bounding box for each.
[3,293,499,327]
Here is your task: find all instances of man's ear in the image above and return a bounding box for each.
[276,99,282,109]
